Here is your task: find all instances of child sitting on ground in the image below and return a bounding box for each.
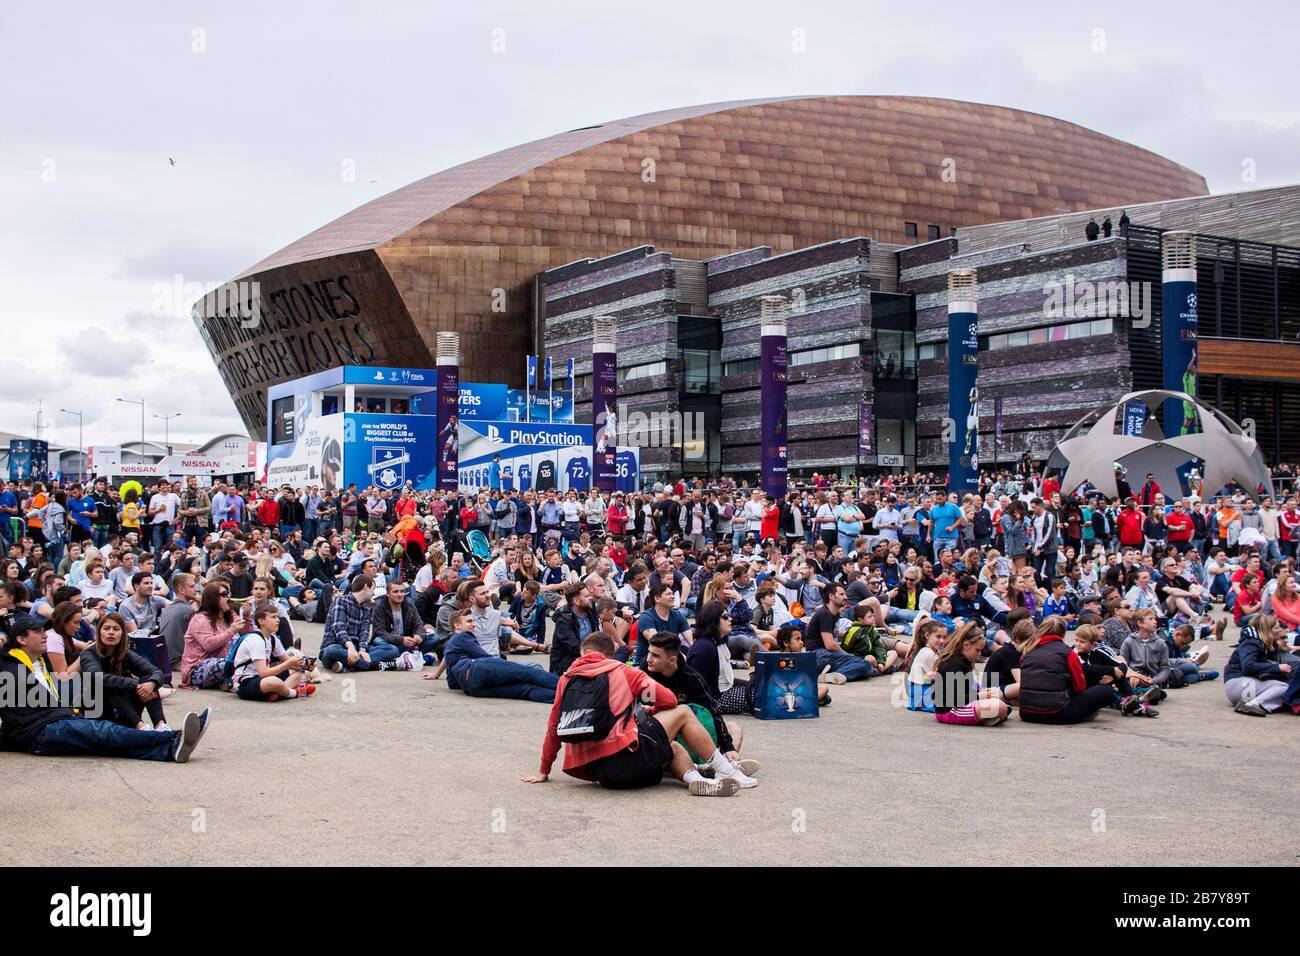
[1073,623,1158,716]
[1164,622,1219,683]
[904,618,946,712]
[841,602,901,674]
[932,622,1008,726]
[1042,578,1077,627]
[230,604,315,702]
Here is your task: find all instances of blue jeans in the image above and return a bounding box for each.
[371,633,440,659]
[303,518,319,543]
[92,527,110,548]
[837,531,859,554]
[33,717,178,761]
[149,522,170,555]
[814,648,875,682]
[461,658,558,702]
[279,522,300,541]
[1175,660,1218,683]
[319,644,378,671]
[932,536,957,560]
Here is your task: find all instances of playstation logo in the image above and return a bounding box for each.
[486,425,504,443]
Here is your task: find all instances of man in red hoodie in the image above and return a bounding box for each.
[1116,499,1145,550]
[522,632,750,796]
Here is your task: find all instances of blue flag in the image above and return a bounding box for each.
[544,356,553,389]
[526,355,537,389]
[566,357,574,389]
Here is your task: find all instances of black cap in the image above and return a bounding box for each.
[230,550,249,565]
[9,613,45,636]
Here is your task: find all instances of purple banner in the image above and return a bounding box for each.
[436,364,459,490]
[760,331,788,497]
[993,396,1004,454]
[857,402,873,457]
[592,350,617,492]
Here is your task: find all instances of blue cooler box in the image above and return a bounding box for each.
[751,652,820,720]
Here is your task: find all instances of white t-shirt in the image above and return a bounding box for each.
[562,500,582,522]
[412,563,434,593]
[484,557,511,588]
[231,632,285,687]
[78,578,115,602]
[150,492,180,524]
[908,646,937,685]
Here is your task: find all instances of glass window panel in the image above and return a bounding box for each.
[1027,327,1048,345]
[1008,330,1028,348]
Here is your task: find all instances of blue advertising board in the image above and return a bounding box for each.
[344,413,441,492]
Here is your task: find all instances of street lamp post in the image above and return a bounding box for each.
[154,412,181,454]
[116,398,145,463]
[59,408,84,480]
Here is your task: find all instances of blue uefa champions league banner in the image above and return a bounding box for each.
[593,350,618,492]
[343,413,440,492]
[947,309,980,493]
[456,383,573,422]
[1162,279,1199,437]
[1122,400,1149,437]
[8,440,32,481]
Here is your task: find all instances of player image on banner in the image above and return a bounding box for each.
[440,414,458,461]
[595,402,617,454]
[1181,347,1198,435]
[964,385,980,471]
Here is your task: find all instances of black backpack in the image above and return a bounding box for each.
[556,670,635,742]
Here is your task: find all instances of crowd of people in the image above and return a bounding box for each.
[1,462,1298,781]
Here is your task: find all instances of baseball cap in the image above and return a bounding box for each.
[9,613,45,636]
[230,550,250,565]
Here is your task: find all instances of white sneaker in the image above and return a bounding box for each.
[154,723,171,733]
[818,666,847,685]
[688,777,740,797]
[1192,646,1211,667]
[735,758,760,776]
[718,764,759,789]
[157,686,176,700]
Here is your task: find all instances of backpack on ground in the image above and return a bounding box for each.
[556,670,635,742]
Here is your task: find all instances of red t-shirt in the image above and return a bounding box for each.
[1165,511,1194,542]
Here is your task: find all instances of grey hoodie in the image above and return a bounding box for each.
[1120,632,1171,686]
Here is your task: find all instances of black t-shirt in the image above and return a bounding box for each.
[1154,573,1191,605]
[844,578,872,606]
[807,606,839,651]
[983,644,1022,690]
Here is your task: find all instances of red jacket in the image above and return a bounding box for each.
[257,497,279,527]
[538,653,676,779]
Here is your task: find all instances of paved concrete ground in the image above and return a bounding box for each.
[2,617,1296,866]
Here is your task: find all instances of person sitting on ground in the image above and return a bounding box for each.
[805,583,874,684]
[320,574,381,673]
[642,631,758,777]
[1119,608,1173,701]
[507,581,550,647]
[840,601,904,674]
[425,607,558,702]
[1072,622,1158,717]
[371,579,438,670]
[931,621,1008,726]
[181,581,251,689]
[1017,616,1115,724]
[904,618,947,712]
[43,599,90,679]
[159,572,198,677]
[521,631,752,795]
[79,612,170,730]
[684,600,753,715]
[231,603,315,701]
[769,624,834,705]
[634,582,692,666]
[0,613,211,762]
[1233,572,1265,629]
[981,610,1036,701]
[1164,622,1218,684]
[1224,614,1299,716]
[550,583,599,677]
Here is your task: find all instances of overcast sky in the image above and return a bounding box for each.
[3,0,1296,448]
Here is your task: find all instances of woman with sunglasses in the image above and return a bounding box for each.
[180,581,250,689]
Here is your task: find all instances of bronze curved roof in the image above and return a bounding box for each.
[238,95,1206,278]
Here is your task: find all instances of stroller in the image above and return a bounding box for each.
[466,529,493,573]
